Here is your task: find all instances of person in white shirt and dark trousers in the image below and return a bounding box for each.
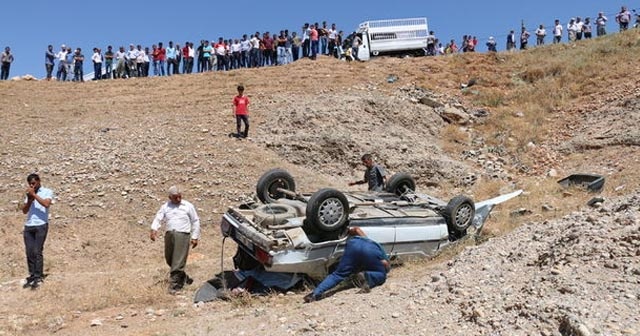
[150,186,201,293]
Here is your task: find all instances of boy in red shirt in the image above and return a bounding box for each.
[232,85,250,138]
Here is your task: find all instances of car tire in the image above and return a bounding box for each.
[385,172,416,195]
[253,204,298,227]
[256,168,296,203]
[443,195,475,235]
[304,188,349,233]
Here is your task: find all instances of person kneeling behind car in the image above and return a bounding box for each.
[304,227,390,302]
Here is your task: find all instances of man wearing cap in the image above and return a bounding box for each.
[150,186,201,293]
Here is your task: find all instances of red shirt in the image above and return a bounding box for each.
[157,48,166,61]
[310,28,319,41]
[233,95,249,115]
[182,46,189,58]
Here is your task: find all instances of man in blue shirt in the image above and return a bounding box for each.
[21,174,54,289]
[304,227,390,302]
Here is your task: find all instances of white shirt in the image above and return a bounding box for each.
[56,50,67,62]
[231,42,241,53]
[240,40,251,52]
[554,24,563,36]
[250,37,260,49]
[536,28,546,36]
[188,46,195,58]
[328,28,337,39]
[151,200,201,239]
[91,52,102,63]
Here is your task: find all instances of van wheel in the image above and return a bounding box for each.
[443,195,475,236]
[256,169,296,203]
[305,189,349,233]
[385,173,416,195]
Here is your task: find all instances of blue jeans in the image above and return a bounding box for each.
[24,224,48,280]
[277,46,287,65]
[320,36,328,54]
[312,236,387,297]
[311,40,319,59]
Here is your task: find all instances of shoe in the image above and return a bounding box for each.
[185,275,193,285]
[303,292,318,303]
[30,278,42,290]
[23,276,34,289]
[352,272,370,293]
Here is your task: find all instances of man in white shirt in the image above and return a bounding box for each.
[150,186,201,293]
[596,12,608,36]
[535,24,546,46]
[553,19,563,44]
[55,45,68,81]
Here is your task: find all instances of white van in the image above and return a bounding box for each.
[354,17,429,61]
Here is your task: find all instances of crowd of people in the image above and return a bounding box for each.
[1,6,639,81]
[40,21,351,82]
[434,6,638,54]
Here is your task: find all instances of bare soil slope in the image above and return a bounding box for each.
[0,30,638,336]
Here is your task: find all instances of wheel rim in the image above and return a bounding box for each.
[455,204,473,228]
[317,198,345,229]
[267,179,290,200]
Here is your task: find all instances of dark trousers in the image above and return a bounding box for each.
[236,115,249,137]
[166,58,176,75]
[93,62,102,80]
[164,231,190,287]
[24,224,48,280]
[302,39,310,57]
[0,62,10,80]
[45,64,54,79]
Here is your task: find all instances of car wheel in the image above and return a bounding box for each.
[256,168,296,203]
[253,204,298,227]
[385,172,416,195]
[305,188,349,233]
[444,195,475,235]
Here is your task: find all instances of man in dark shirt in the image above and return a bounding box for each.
[349,153,387,192]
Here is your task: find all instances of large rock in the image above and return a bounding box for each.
[440,106,470,125]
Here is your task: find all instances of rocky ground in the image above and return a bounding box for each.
[0,32,638,335]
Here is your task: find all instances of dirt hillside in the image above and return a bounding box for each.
[0,30,638,336]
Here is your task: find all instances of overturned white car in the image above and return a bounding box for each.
[220,169,522,280]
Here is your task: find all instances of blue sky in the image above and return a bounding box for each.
[1,1,635,77]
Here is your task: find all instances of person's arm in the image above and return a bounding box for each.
[189,204,200,248]
[232,97,237,116]
[349,170,368,186]
[149,205,165,241]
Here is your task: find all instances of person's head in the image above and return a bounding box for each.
[169,41,173,46]
[48,45,53,51]
[598,12,604,17]
[237,85,244,94]
[5,46,10,53]
[107,45,112,51]
[27,173,41,191]
[361,154,374,168]
[167,186,182,205]
[129,44,135,50]
[539,24,544,29]
[555,19,560,25]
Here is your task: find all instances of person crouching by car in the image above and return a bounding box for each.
[304,227,390,302]
[348,153,386,191]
